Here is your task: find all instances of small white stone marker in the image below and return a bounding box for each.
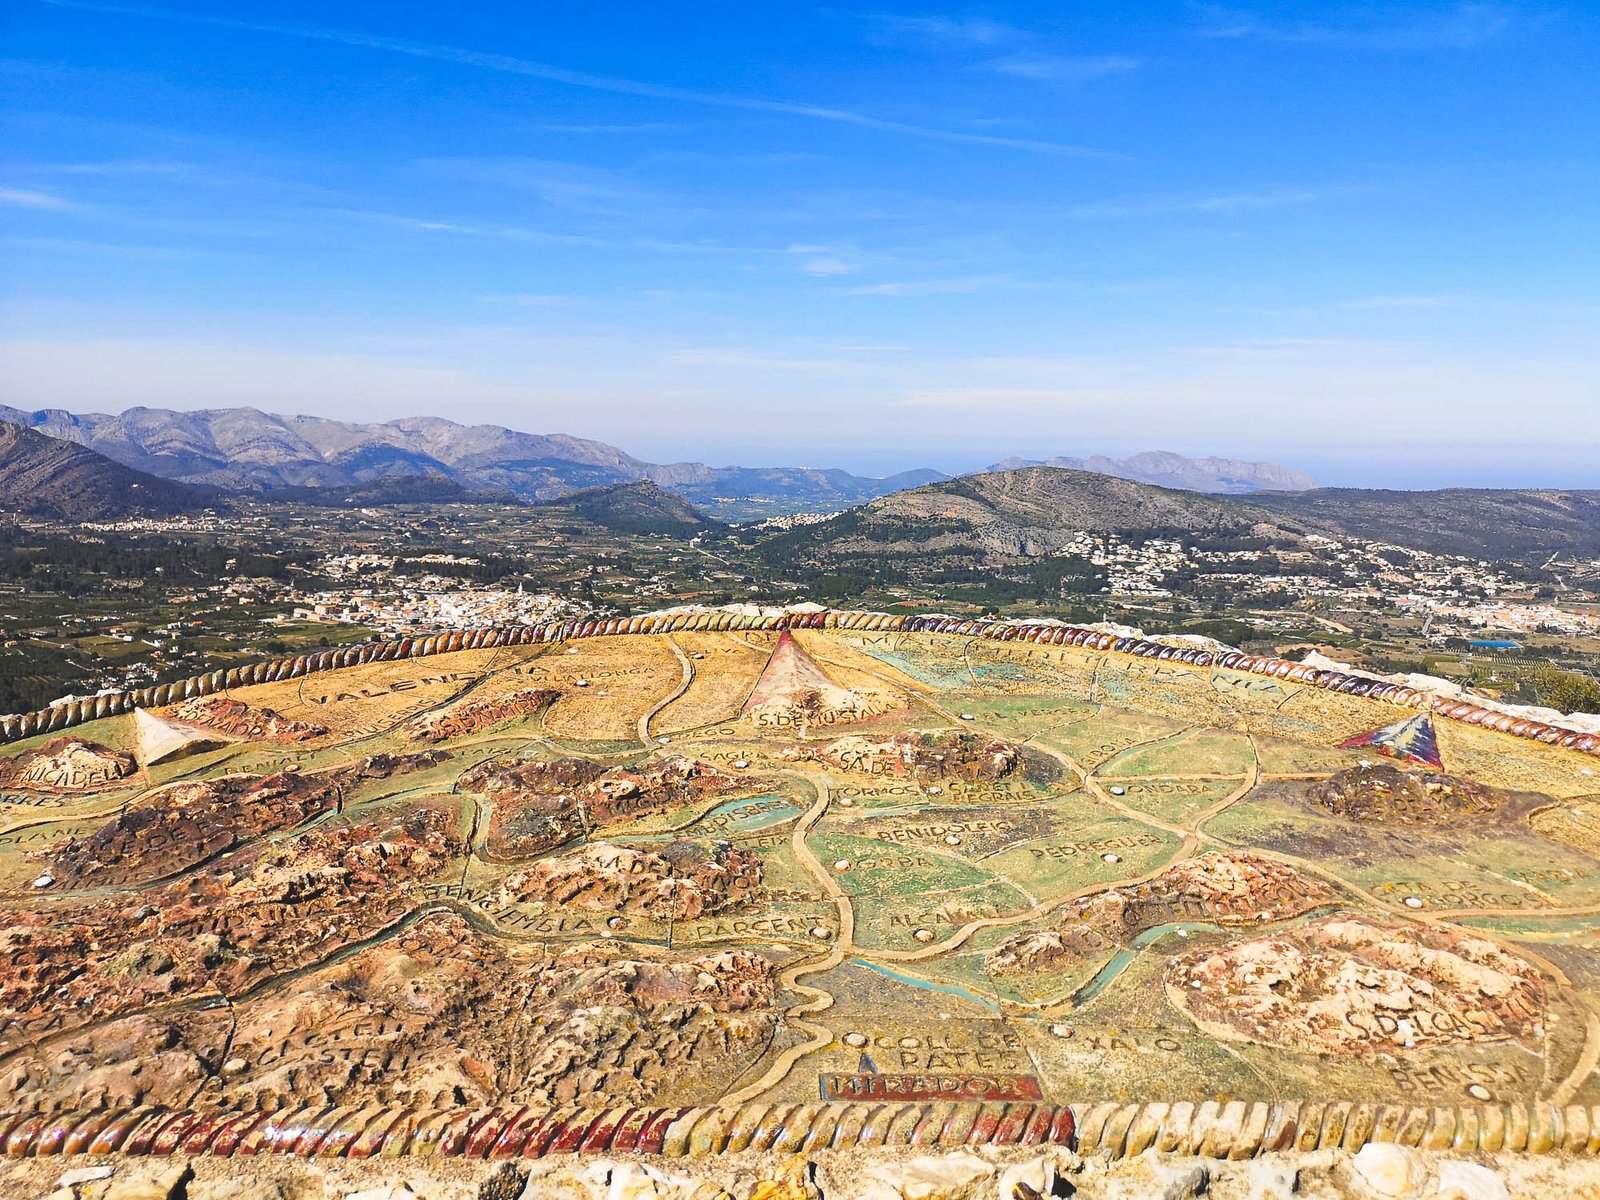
[734,759,750,769]
[1102,853,1121,864]
[844,1032,867,1048]
[607,916,625,929]
[567,647,579,654]
[926,786,942,795]
[1049,1023,1071,1038]
[959,713,975,721]
[833,859,851,872]
[1404,896,1425,909]
[944,834,962,846]
[913,928,935,943]
[575,679,589,688]
[658,736,670,743]
[32,873,53,889]
[1109,785,1126,796]
[1467,1083,1492,1101]
[810,926,831,940]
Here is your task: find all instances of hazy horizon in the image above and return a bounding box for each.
[2,1,1596,487]
[8,395,1600,491]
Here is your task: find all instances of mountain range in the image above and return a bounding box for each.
[0,404,1311,519]
[3,409,1599,564]
[755,466,1600,564]
[987,451,1316,494]
[0,404,942,518]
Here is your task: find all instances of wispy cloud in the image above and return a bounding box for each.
[1195,3,1531,50]
[414,157,661,216]
[1065,186,1324,219]
[30,0,1114,158]
[867,14,1026,47]
[664,346,859,372]
[899,385,1138,410]
[848,274,1009,297]
[542,122,682,135]
[0,185,77,210]
[803,257,857,277]
[1340,294,1471,309]
[487,293,577,308]
[861,11,1139,83]
[23,159,350,203]
[786,243,859,277]
[988,54,1139,82]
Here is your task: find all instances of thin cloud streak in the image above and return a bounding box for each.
[1340,294,1471,310]
[1064,186,1324,219]
[29,0,1118,159]
[0,185,77,210]
[987,54,1140,82]
[1195,3,1529,50]
[860,12,1140,84]
[848,274,1010,296]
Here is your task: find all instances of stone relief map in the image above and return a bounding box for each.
[4,610,1600,1178]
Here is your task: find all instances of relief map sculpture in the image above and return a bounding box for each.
[4,609,1600,1173]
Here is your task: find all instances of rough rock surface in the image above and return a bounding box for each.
[1169,916,1546,1052]
[36,751,448,889]
[506,840,761,920]
[988,852,1332,975]
[2,802,461,1111]
[0,735,137,792]
[1314,763,1509,825]
[2,1146,1590,1200]
[799,729,1021,782]
[403,688,560,742]
[171,695,328,742]
[462,753,745,858]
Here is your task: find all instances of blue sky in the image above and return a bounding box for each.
[1,1,1596,485]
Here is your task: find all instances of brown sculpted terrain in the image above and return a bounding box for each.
[33,751,451,889]
[0,735,136,792]
[169,695,328,743]
[40,771,342,887]
[506,840,762,920]
[3,614,1600,1196]
[402,685,560,742]
[217,928,778,1111]
[988,853,1334,975]
[464,752,744,858]
[1170,916,1547,1053]
[1,800,460,1109]
[800,729,1021,781]
[1314,761,1510,824]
